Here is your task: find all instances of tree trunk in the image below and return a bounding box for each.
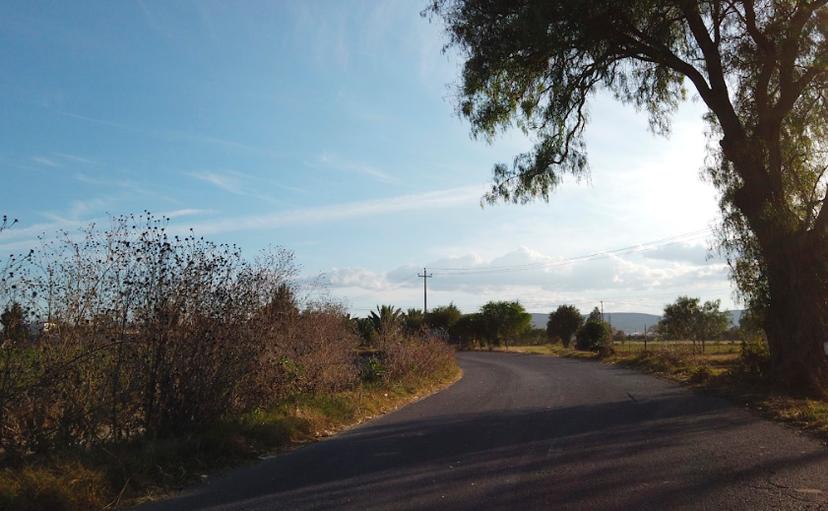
[763,234,828,395]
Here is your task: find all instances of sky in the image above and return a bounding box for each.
[0,0,736,316]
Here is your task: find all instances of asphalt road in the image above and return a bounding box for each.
[138,352,828,510]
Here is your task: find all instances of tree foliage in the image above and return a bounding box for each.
[546,304,583,347]
[427,303,463,332]
[479,300,532,346]
[404,308,426,333]
[576,316,611,352]
[658,296,730,341]
[369,305,403,336]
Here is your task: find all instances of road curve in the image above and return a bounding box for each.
[138,352,828,510]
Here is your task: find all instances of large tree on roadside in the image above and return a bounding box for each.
[429,0,828,393]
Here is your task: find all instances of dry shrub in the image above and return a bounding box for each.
[0,214,360,454]
[380,328,456,384]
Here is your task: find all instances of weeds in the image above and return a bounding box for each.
[0,214,459,510]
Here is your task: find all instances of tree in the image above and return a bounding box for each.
[0,302,28,343]
[696,299,731,342]
[546,304,583,347]
[353,317,376,346]
[404,308,426,333]
[658,296,701,341]
[479,300,532,347]
[454,313,486,347]
[426,303,462,333]
[429,1,828,392]
[658,296,730,352]
[369,305,403,337]
[576,317,611,352]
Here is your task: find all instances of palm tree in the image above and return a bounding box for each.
[369,305,403,335]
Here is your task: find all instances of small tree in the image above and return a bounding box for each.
[426,303,462,333]
[546,305,583,347]
[696,299,731,351]
[576,318,611,352]
[479,301,532,347]
[369,305,403,338]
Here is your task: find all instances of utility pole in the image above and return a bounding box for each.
[418,267,433,313]
[600,300,604,322]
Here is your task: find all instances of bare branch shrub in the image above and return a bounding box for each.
[0,214,366,454]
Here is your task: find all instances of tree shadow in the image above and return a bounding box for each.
[135,386,828,510]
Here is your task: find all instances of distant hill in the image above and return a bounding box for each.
[530,310,744,335]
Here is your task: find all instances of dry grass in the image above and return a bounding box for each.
[0,363,461,511]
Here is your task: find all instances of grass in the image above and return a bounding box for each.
[0,364,461,511]
[491,342,828,445]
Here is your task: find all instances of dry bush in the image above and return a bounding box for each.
[380,329,456,384]
[0,214,362,455]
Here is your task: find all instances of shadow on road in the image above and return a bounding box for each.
[139,385,828,510]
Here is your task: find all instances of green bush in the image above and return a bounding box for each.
[576,320,611,352]
[361,355,386,383]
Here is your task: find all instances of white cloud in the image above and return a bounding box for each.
[320,243,734,315]
[643,241,718,265]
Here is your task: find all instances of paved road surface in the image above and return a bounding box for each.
[138,352,828,510]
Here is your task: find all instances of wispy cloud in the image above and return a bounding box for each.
[159,208,214,219]
[189,171,243,194]
[314,153,395,183]
[178,184,485,236]
[57,110,284,159]
[31,155,59,167]
[74,172,177,203]
[54,152,96,165]
[187,170,303,203]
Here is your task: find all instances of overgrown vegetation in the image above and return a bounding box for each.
[0,214,458,510]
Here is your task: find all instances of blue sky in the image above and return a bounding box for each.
[0,0,734,316]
